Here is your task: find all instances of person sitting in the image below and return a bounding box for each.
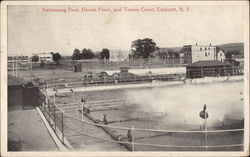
[84,103,90,113]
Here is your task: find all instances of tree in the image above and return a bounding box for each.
[173,52,180,58]
[94,51,101,59]
[32,55,39,62]
[100,48,110,60]
[72,48,81,60]
[52,53,62,64]
[225,50,233,62]
[131,38,157,59]
[81,48,94,59]
[40,60,45,68]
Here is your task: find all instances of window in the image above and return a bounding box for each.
[205,47,207,51]
[208,47,210,50]
[205,52,207,56]
[220,53,222,57]
[208,52,210,55]
[200,48,202,51]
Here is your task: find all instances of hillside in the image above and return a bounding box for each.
[217,43,244,56]
[158,43,244,55]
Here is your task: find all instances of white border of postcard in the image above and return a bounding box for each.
[1,1,249,156]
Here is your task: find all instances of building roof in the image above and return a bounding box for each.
[183,44,215,47]
[8,74,27,86]
[216,49,226,54]
[187,60,231,67]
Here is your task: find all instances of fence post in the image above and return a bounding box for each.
[54,104,56,132]
[201,67,203,78]
[48,102,51,124]
[232,59,234,76]
[132,125,135,151]
[62,112,64,144]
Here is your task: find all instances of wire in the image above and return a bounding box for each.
[53,103,244,133]
[63,122,243,149]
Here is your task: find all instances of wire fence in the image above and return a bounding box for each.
[37,88,244,151]
[61,58,187,72]
[38,93,65,144]
[44,73,185,89]
[42,69,243,91]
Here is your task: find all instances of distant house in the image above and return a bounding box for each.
[183,43,217,64]
[216,50,226,62]
[7,55,32,71]
[109,50,129,61]
[217,43,244,58]
[7,55,31,63]
[232,56,244,66]
[38,53,53,63]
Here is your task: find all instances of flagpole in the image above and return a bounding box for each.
[132,125,134,151]
[82,101,84,137]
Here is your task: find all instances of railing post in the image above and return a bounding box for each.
[48,103,51,124]
[62,112,64,144]
[54,104,56,132]
[132,125,135,151]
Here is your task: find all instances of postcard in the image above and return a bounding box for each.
[1,1,249,156]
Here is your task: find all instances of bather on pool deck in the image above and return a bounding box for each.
[80,97,90,113]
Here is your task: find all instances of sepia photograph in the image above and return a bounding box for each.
[1,1,249,156]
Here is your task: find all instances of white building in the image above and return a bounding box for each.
[38,53,53,63]
[7,55,31,63]
[183,43,216,64]
[216,50,226,62]
[109,50,129,61]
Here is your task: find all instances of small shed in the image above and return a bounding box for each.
[73,63,82,72]
[8,75,40,110]
[186,60,232,79]
[120,67,130,73]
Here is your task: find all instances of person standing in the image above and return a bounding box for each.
[127,129,132,142]
[103,114,108,125]
[80,97,86,112]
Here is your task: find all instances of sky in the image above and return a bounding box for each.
[7,5,246,56]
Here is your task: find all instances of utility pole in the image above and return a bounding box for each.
[201,66,203,78]
[232,56,234,76]
[52,70,55,89]
[15,56,17,77]
[204,110,207,151]
[30,60,32,76]
[53,93,55,105]
[132,125,134,151]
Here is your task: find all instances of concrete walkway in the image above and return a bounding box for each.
[8,108,58,151]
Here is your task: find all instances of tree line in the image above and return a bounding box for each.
[32,38,241,63]
[130,38,181,59]
[71,38,159,60]
[72,48,110,60]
